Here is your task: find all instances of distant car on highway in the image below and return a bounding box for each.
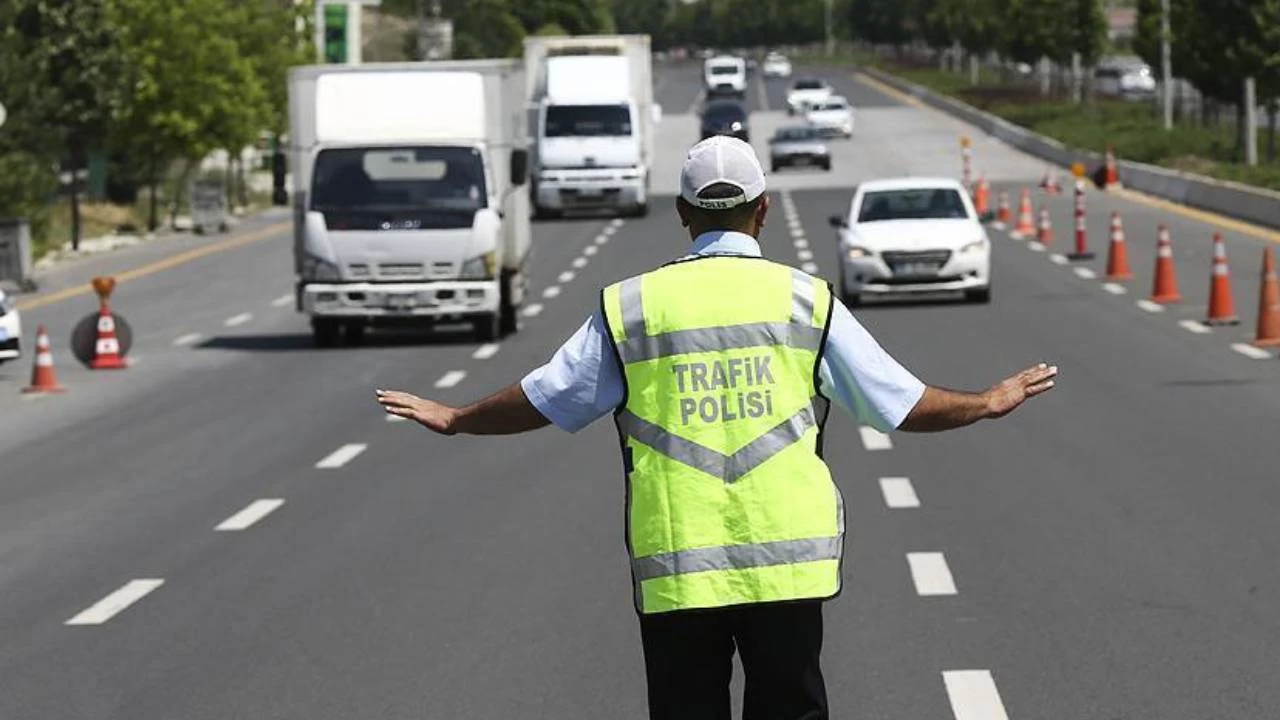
[785,77,833,115]
[768,126,831,172]
[703,55,747,99]
[804,95,854,138]
[700,99,750,142]
[762,53,792,78]
[0,288,23,365]
[828,178,991,305]
[1094,57,1157,101]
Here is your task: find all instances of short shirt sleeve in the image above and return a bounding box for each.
[817,301,926,431]
[520,311,625,433]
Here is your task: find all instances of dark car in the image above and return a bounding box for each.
[768,126,831,172]
[700,99,750,142]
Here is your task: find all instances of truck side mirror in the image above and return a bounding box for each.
[510,149,529,187]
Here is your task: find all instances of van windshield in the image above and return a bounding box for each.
[311,146,487,218]
[545,105,632,137]
[710,65,740,75]
[857,189,969,222]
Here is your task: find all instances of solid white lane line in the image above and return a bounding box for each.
[173,332,203,347]
[1178,319,1211,334]
[1049,253,1069,265]
[523,303,544,317]
[1074,267,1097,279]
[435,370,467,388]
[316,443,367,469]
[66,579,164,626]
[1136,299,1165,313]
[801,262,819,274]
[906,552,957,596]
[542,286,561,299]
[943,670,1011,720]
[858,426,893,451]
[794,238,809,249]
[215,499,284,531]
[797,249,814,261]
[879,477,920,509]
[572,257,588,269]
[224,312,252,327]
[1102,282,1127,295]
[271,293,293,308]
[558,270,575,283]
[1232,342,1271,360]
[472,343,500,360]
[584,245,598,256]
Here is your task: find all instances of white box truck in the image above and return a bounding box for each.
[288,60,531,345]
[523,35,659,219]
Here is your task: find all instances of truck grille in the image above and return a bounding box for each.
[378,263,425,278]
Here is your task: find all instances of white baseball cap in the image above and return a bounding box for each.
[679,135,767,210]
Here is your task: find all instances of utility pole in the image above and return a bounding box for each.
[1245,76,1258,166]
[824,0,835,57]
[1160,0,1173,130]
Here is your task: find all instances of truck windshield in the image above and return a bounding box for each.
[311,146,487,213]
[544,105,632,138]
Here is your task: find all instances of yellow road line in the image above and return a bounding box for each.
[15,221,289,312]
[853,70,1280,244]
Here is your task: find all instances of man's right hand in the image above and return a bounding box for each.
[375,389,459,434]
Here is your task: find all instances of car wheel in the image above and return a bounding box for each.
[632,202,649,218]
[821,160,831,171]
[771,163,779,173]
[965,287,992,304]
[312,318,341,348]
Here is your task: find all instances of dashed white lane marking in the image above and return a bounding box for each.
[1049,253,1069,265]
[610,218,625,228]
[858,426,893,451]
[584,245,599,256]
[1102,282,1127,295]
[173,332,203,347]
[787,218,802,230]
[1028,242,1047,253]
[66,579,164,626]
[224,312,252,327]
[790,227,805,239]
[572,257,588,269]
[595,234,609,245]
[1232,342,1271,360]
[271,293,293,308]
[315,443,367,469]
[879,477,920,509]
[434,370,467,388]
[603,225,618,236]
[522,303,545,318]
[907,552,957,596]
[1178,319,1211,334]
[794,239,809,250]
[472,343,500,360]
[542,286,561,299]
[1136,299,1165,313]
[801,261,819,274]
[558,270,575,283]
[215,499,284,531]
[1074,267,1097,279]
[797,249,814,261]
[943,670,1011,720]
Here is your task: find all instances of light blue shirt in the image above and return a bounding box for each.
[521,231,926,433]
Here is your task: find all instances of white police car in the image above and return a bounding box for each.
[0,288,23,364]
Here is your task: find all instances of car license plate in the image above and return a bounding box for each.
[386,294,418,311]
[578,187,603,197]
[894,262,940,277]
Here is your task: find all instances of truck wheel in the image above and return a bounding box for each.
[632,202,649,218]
[312,319,341,348]
[344,322,367,346]
[533,204,561,221]
[473,313,500,342]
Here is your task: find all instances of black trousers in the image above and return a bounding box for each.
[638,600,828,720]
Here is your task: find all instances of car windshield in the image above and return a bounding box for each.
[311,146,487,213]
[704,103,745,121]
[773,127,817,141]
[710,65,740,75]
[814,100,847,111]
[857,189,970,222]
[793,80,824,90]
[544,105,632,138]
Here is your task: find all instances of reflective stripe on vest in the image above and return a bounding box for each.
[602,256,844,614]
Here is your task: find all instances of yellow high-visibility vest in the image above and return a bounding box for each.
[601,255,844,614]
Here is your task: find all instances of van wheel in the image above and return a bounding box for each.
[632,202,649,218]
[312,319,341,348]
[473,313,500,342]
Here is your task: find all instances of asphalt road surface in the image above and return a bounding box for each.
[2,61,1280,719]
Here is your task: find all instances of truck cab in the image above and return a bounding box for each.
[704,56,747,99]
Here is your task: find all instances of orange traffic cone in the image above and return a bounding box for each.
[1103,146,1121,189]
[1104,212,1133,281]
[90,303,127,369]
[994,192,1011,229]
[973,175,990,217]
[1034,206,1053,247]
[22,325,66,394]
[1150,225,1182,303]
[1253,246,1280,346]
[1010,189,1035,239]
[1040,167,1061,195]
[1204,233,1239,325]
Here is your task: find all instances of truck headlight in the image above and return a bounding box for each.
[846,246,873,260]
[302,253,341,281]
[959,239,988,255]
[460,251,497,280]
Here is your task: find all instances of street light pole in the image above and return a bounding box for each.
[824,0,834,57]
[1160,0,1172,130]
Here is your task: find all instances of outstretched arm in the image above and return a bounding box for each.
[898,363,1057,433]
[376,383,551,436]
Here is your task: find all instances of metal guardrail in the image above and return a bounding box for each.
[0,218,35,292]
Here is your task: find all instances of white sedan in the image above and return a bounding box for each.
[804,96,853,138]
[828,178,991,305]
[762,53,792,78]
[0,288,23,364]
[785,78,832,115]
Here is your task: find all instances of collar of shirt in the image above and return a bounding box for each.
[685,230,763,259]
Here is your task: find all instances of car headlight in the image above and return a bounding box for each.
[302,253,341,282]
[845,246,873,260]
[959,239,988,255]
[460,251,497,280]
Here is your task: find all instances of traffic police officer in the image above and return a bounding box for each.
[377,136,1058,720]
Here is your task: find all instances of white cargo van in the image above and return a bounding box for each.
[524,35,658,219]
[704,55,747,98]
[288,61,531,345]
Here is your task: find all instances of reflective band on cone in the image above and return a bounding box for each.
[1104,212,1133,281]
[1204,233,1239,325]
[90,303,128,370]
[1151,225,1182,303]
[1011,189,1036,239]
[22,324,66,394]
